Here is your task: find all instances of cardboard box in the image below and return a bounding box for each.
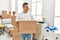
[13,26,20,40]
[8,29,13,37]
[33,23,42,39]
[14,21,37,34]
[13,21,37,40]
[17,21,37,34]
[11,16,16,25]
[13,35,20,40]
[13,26,19,35]
[2,11,11,18]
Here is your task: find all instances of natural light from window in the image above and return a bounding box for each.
[54,0,60,31]
[32,0,43,21]
[11,0,43,21]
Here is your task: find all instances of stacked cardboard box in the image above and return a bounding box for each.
[2,11,11,18]
[33,23,48,40]
[33,23,42,40]
[13,26,20,40]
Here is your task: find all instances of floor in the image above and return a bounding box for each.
[0,31,60,40]
[0,32,13,40]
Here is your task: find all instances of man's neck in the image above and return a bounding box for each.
[23,11,28,13]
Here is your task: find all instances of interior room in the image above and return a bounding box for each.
[0,0,60,40]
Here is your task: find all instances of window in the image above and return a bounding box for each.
[37,2,42,15]
[11,0,43,21]
[54,0,60,31]
[54,17,60,30]
[32,0,43,21]
[11,0,24,13]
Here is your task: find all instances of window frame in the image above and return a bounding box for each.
[32,0,43,21]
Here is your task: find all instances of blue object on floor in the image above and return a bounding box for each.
[45,26,58,31]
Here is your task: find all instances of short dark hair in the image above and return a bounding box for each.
[23,2,28,7]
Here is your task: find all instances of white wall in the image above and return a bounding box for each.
[9,0,11,12]
[42,0,55,27]
[0,0,10,15]
[14,0,18,14]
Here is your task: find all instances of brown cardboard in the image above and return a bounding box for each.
[11,16,16,25]
[33,23,42,40]
[8,29,13,37]
[16,21,37,34]
[13,26,19,35]
[13,21,37,40]
[13,26,20,40]
[11,11,16,25]
[13,35,20,40]
[2,11,11,18]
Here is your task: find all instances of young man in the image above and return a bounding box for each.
[16,2,33,40]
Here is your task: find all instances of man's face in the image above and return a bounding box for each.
[23,5,29,13]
